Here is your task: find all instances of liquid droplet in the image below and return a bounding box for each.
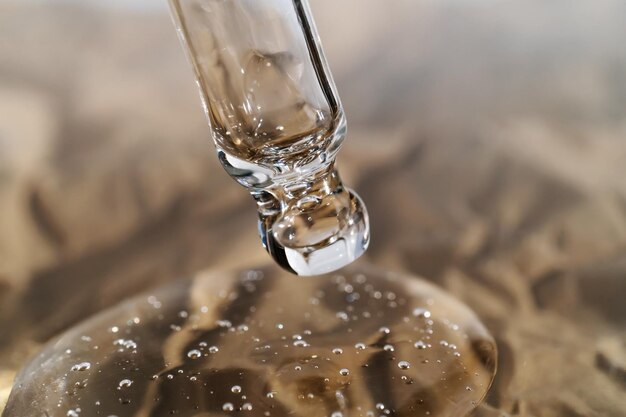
[5,266,496,417]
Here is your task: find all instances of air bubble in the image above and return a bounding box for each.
[217,320,232,328]
[414,341,427,349]
[114,339,137,350]
[231,385,242,394]
[336,311,349,321]
[339,368,350,376]
[71,362,91,372]
[118,379,133,389]
[398,361,411,370]
[187,349,202,359]
[412,308,431,318]
[223,403,234,412]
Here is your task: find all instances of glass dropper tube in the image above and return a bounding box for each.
[170,0,370,275]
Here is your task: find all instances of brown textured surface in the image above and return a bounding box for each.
[1,0,625,415]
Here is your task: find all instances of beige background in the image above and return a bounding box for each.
[1,0,626,415]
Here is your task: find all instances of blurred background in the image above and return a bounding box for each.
[1,0,625,415]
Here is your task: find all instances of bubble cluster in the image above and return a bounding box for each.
[3,265,496,417]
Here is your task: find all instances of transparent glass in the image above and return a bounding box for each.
[170,0,369,276]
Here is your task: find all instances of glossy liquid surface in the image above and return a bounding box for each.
[4,265,496,417]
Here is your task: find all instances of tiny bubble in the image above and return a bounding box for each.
[336,312,349,321]
[71,362,91,372]
[187,349,202,359]
[412,308,431,318]
[118,379,133,389]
